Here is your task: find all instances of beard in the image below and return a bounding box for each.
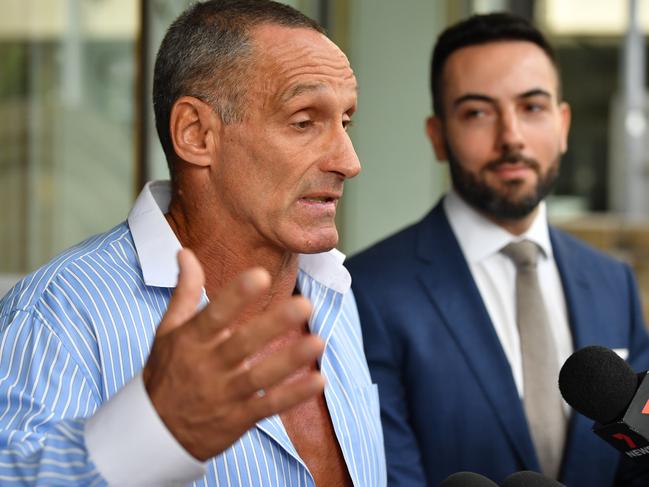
[446,142,560,220]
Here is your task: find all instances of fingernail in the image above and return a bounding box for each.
[310,373,326,391]
[285,302,307,322]
[241,268,269,294]
[299,342,319,360]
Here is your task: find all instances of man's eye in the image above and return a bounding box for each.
[525,103,545,113]
[463,109,485,119]
[342,118,354,130]
[293,120,312,129]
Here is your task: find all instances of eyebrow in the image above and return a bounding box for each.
[452,93,494,108]
[518,88,552,99]
[452,88,552,109]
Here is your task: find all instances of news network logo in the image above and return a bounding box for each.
[610,398,649,457]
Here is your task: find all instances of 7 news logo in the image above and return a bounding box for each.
[609,398,649,457]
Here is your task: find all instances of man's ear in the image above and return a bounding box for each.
[169,96,220,167]
[425,116,448,161]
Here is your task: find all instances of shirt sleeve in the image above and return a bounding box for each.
[0,308,204,485]
[86,372,205,486]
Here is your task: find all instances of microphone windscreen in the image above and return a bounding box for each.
[439,472,498,486]
[558,345,637,424]
[501,471,565,487]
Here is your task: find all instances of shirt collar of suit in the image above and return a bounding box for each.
[443,189,553,265]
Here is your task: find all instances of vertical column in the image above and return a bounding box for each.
[609,0,648,217]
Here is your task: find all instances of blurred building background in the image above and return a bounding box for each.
[3,0,649,317]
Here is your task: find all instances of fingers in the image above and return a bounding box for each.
[226,334,325,400]
[216,296,313,368]
[146,261,327,460]
[192,267,272,337]
[248,371,326,420]
[157,249,205,336]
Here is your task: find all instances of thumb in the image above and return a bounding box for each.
[157,248,205,336]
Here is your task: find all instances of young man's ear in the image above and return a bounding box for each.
[169,96,220,167]
[425,116,448,162]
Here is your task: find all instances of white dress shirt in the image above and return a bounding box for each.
[444,190,574,399]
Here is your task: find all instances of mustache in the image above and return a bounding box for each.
[298,181,345,197]
[484,152,540,172]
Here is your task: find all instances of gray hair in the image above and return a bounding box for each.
[153,0,325,176]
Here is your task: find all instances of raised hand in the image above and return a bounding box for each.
[143,249,326,460]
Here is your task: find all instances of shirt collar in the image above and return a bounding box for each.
[127,181,351,293]
[443,189,553,264]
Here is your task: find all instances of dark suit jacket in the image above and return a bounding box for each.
[346,201,649,486]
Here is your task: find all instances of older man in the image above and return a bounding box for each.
[0,1,385,485]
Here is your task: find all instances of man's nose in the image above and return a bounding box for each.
[325,128,361,179]
[498,109,525,152]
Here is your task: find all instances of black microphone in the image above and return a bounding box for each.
[559,345,649,459]
[501,471,565,486]
[439,472,498,486]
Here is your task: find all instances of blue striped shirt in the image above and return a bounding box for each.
[0,181,386,486]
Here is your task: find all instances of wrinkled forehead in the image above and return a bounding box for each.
[249,24,357,102]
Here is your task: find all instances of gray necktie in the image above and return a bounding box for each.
[501,240,566,479]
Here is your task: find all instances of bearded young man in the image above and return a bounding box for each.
[347,13,649,487]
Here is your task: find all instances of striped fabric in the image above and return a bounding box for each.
[0,182,386,486]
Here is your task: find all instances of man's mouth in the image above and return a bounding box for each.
[298,193,340,215]
[300,192,341,203]
[303,196,336,202]
[486,154,540,172]
[490,162,534,179]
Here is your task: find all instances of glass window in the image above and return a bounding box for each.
[0,0,139,277]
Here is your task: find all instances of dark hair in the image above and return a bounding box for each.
[430,12,559,117]
[153,0,324,175]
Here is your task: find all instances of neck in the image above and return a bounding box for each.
[451,189,542,236]
[165,195,300,307]
[483,206,539,236]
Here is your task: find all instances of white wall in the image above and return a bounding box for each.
[341,1,450,255]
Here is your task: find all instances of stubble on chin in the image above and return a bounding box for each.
[447,146,560,221]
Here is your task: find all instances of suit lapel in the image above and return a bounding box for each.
[415,203,539,470]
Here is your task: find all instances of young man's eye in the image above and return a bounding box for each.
[525,102,546,113]
[342,118,354,130]
[463,109,485,119]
